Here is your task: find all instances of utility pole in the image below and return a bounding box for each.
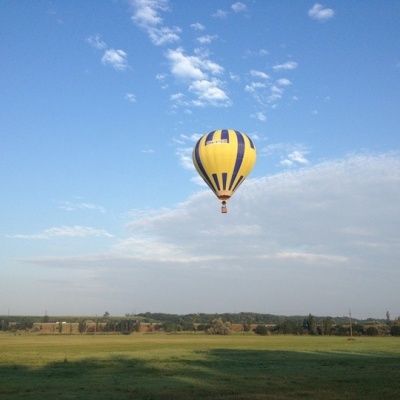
[349,309,353,337]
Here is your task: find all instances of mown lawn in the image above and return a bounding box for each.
[0,333,399,399]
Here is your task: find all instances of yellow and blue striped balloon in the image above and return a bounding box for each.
[192,129,257,212]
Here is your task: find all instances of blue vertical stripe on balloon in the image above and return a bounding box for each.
[194,140,216,194]
[222,173,228,190]
[212,174,221,191]
[228,131,245,190]
[205,130,215,145]
[221,129,229,142]
[232,175,244,192]
[248,136,255,149]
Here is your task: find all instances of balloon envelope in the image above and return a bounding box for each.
[192,129,257,211]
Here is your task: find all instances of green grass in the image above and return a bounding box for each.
[1,333,399,399]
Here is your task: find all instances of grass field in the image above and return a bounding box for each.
[1,332,399,399]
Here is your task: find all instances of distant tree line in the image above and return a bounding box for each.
[2,312,400,336]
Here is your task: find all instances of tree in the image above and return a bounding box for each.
[274,318,304,335]
[386,311,391,326]
[207,318,232,335]
[303,314,317,335]
[243,315,255,332]
[133,320,141,333]
[103,311,110,318]
[162,321,178,332]
[322,317,333,335]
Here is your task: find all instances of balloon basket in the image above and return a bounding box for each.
[221,201,227,213]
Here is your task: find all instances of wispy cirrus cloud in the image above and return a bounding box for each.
[58,200,106,213]
[8,226,113,239]
[244,58,297,118]
[251,111,267,122]
[85,34,106,50]
[308,3,335,22]
[245,74,294,114]
[141,145,155,154]
[261,142,310,167]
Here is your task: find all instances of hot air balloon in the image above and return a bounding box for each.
[192,129,257,213]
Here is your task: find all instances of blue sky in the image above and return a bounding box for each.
[1,0,399,319]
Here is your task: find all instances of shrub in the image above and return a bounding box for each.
[254,325,268,335]
[366,326,379,336]
[390,325,400,337]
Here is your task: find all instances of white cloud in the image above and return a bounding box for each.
[125,93,137,102]
[166,48,229,106]
[85,34,107,50]
[229,72,240,82]
[276,78,291,86]
[250,69,270,79]
[86,35,129,72]
[17,154,400,316]
[9,226,113,239]
[213,9,228,19]
[245,71,295,109]
[170,92,184,101]
[130,0,180,45]
[196,34,218,44]
[244,49,269,58]
[280,150,310,166]
[261,142,310,167]
[175,146,194,170]
[231,2,247,13]
[191,22,205,31]
[101,49,128,71]
[273,61,298,70]
[308,3,335,21]
[141,145,155,154]
[130,0,166,26]
[252,111,267,122]
[268,85,284,102]
[58,201,106,213]
[149,26,181,46]
[200,58,225,75]
[130,3,228,108]
[189,79,231,106]
[166,48,206,80]
[245,82,266,93]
